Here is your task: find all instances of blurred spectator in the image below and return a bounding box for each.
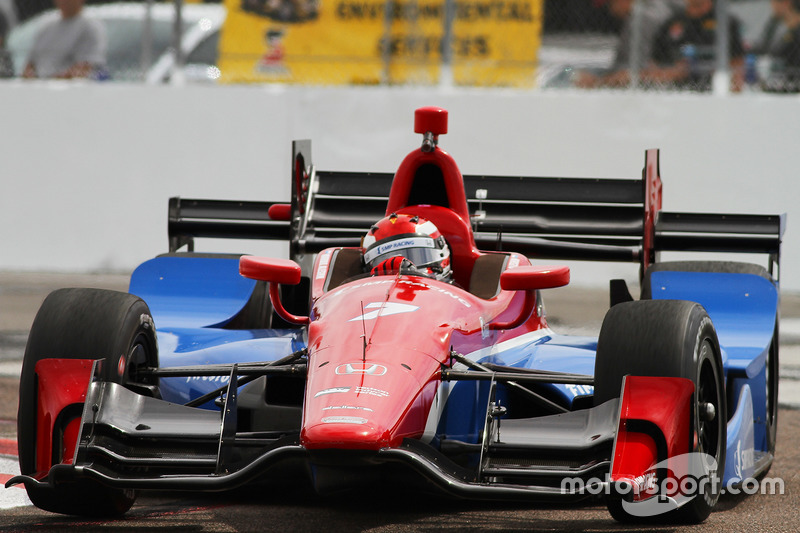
[575,0,677,88]
[645,0,745,91]
[13,0,50,22]
[22,0,106,79]
[544,0,620,33]
[760,0,800,92]
[0,6,12,78]
[750,11,785,56]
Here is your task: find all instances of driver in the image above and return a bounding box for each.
[362,213,452,282]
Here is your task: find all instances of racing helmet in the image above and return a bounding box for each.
[362,213,451,280]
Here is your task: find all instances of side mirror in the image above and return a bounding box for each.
[500,265,570,291]
[490,265,569,330]
[239,256,308,324]
[240,256,302,285]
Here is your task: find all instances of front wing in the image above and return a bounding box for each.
[9,360,697,509]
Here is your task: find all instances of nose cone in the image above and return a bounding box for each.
[301,350,442,451]
[302,419,393,450]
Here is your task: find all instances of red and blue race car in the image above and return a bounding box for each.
[7,107,784,523]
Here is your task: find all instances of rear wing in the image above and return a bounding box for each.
[168,142,785,280]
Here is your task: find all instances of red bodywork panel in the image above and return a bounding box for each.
[302,251,547,450]
[34,359,94,472]
[385,139,478,286]
[610,375,693,501]
[300,123,556,450]
[387,147,470,222]
[240,256,302,285]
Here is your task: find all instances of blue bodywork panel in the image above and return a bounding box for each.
[440,270,778,474]
[155,327,305,405]
[649,271,778,378]
[130,255,257,328]
[650,270,778,479]
[439,333,597,444]
[725,384,756,483]
[129,255,305,405]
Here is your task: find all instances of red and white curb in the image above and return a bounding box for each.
[0,439,32,509]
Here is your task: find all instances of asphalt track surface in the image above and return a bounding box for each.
[2,272,800,533]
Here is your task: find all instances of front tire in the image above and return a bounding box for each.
[17,288,159,516]
[595,300,726,524]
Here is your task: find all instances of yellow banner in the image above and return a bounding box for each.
[219,0,542,86]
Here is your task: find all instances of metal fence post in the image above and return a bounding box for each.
[141,0,154,79]
[381,0,394,84]
[628,0,645,90]
[713,0,730,95]
[440,0,455,88]
[172,0,184,84]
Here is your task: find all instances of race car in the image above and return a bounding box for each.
[8,107,785,523]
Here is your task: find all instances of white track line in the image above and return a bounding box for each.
[0,452,31,510]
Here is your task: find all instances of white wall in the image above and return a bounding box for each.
[1,80,798,290]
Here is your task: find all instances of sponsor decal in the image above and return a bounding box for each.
[619,453,718,516]
[363,237,434,264]
[335,363,387,375]
[348,301,419,322]
[185,375,230,384]
[326,279,394,300]
[314,387,351,398]
[321,416,368,424]
[322,405,374,412]
[629,471,659,496]
[354,386,390,397]
[734,439,755,479]
[315,249,333,280]
[565,384,594,396]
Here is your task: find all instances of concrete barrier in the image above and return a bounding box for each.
[1,80,797,289]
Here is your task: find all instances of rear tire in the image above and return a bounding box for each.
[595,300,726,524]
[17,288,159,516]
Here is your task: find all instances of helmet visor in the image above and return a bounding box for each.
[364,235,443,269]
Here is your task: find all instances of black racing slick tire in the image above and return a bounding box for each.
[594,300,726,524]
[17,288,159,516]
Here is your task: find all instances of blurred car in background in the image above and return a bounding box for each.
[6,2,225,83]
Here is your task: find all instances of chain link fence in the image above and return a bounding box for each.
[2,0,797,92]
[542,0,797,93]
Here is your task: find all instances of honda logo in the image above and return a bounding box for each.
[335,363,388,376]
